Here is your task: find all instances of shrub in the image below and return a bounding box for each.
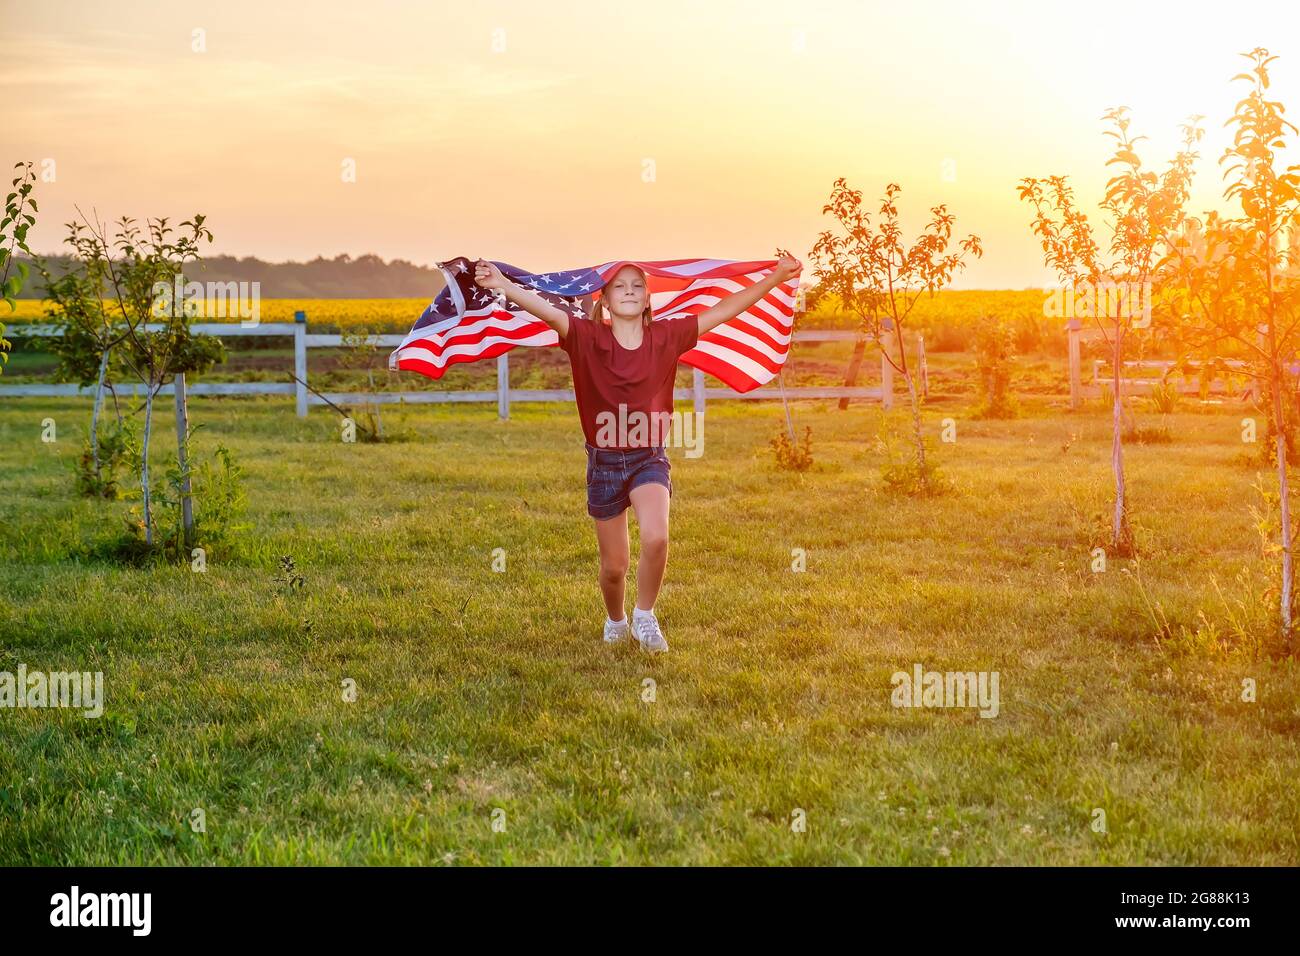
[971,319,1018,419]
[1146,381,1181,415]
[121,440,249,564]
[876,416,949,496]
[72,419,136,499]
[770,425,813,471]
[880,455,948,496]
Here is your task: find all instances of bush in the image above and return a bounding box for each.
[875,416,949,496]
[1146,381,1181,415]
[121,439,249,564]
[971,319,1018,419]
[880,454,948,496]
[770,425,813,471]
[72,419,135,499]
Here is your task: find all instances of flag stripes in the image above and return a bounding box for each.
[390,256,798,393]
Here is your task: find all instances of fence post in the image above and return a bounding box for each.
[497,353,510,420]
[1067,318,1081,409]
[693,367,705,416]
[294,314,308,418]
[880,321,895,411]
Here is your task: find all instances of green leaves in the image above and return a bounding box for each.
[0,161,37,356]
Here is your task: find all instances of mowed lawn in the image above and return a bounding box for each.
[1,392,1297,865]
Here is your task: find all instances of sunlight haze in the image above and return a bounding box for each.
[6,0,1298,287]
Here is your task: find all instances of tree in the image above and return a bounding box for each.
[1019,110,1202,555]
[1,161,39,373]
[65,211,224,546]
[810,180,982,493]
[1163,48,1300,640]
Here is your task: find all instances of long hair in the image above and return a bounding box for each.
[593,264,653,328]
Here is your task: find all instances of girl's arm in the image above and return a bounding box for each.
[695,254,802,337]
[474,260,572,339]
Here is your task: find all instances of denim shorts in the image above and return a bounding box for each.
[584,442,672,519]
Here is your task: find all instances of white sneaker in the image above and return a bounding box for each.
[603,616,630,644]
[632,609,669,653]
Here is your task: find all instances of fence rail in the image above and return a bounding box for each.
[0,323,893,417]
[1089,357,1254,399]
[1065,319,1258,405]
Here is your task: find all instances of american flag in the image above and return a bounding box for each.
[388,256,799,392]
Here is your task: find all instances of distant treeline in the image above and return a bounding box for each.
[12,253,448,299]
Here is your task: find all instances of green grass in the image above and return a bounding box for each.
[0,393,1297,864]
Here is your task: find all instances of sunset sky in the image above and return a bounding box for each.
[6,0,1299,288]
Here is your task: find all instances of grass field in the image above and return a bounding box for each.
[1,392,1298,864]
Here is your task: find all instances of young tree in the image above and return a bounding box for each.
[1019,110,1201,554]
[810,180,982,492]
[1163,48,1300,639]
[1,161,39,373]
[70,211,223,546]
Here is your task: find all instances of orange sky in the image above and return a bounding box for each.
[5,0,1299,288]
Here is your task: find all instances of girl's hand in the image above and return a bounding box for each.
[772,254,802,282]
[474,259,509,291]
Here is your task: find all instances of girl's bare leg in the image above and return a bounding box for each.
[593,510,630,620]
[629,483,670,611]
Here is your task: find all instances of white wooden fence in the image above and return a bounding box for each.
[1065,318,1256,407]
[0,322,895,418]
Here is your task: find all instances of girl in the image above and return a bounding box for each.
[473,254,802,652]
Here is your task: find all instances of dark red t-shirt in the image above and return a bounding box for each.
[559,314,699,449]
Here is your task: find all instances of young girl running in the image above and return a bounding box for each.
[473,255,802,652]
